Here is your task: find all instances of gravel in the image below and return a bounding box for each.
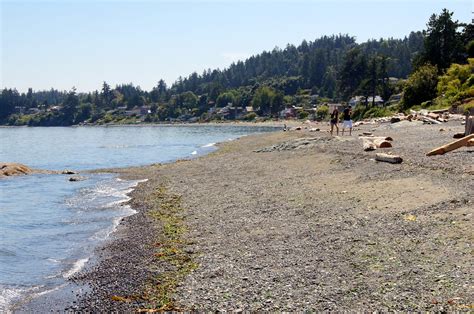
[62,120,472,311]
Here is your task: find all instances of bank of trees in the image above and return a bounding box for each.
[401,9,473,109]
[1,9,471,125]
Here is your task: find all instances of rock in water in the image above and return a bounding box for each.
[0,163,33,177]
[69,176,86,182]
[62,169,77,174]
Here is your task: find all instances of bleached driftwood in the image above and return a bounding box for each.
[375,153,403,164]
[426,134,474,156]
[422,117,442,125]
[359,136,393,141]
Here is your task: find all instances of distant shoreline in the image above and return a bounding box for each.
[0,120,303,128]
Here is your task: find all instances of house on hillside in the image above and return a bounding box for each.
[327,103,345,113]
[124,106,151,117]
[349,96,384,107]
[217,105,246,120]
[48,106,62,112]
[14,106,26,114]
[27,108,41,115]
[279,107,296,119]
[386,93,402,106]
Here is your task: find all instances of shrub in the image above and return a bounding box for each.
[297,110,309,119]
[463,100,474,115]
[316,105,329,120]
[243,112,257,121]
[401,64,439,109]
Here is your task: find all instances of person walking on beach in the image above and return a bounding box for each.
[341,105,352,136]
[330,108,339,136]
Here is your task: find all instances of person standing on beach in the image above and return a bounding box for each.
[330,108,339,136]
[341,106,352,136]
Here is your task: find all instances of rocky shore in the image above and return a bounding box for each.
[60,120,474,311]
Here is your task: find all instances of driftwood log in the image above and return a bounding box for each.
[467,139,474,147]
[426,134,474,156]
[373,139,392,148]
[375,153,403,164]
[422,117,443,124]
[361,136,393,151]
[361,137,392,148]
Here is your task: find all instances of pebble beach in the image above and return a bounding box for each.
[27,120,473,311]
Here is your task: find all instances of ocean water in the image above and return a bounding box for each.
[0,125,275,310]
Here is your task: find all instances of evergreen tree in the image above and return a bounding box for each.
[420,9,464,70]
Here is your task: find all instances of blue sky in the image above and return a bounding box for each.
[1,0,472,93]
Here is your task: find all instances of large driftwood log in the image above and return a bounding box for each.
[426,134,474,156]
[373,139,392,148]
[361,137,392,148]
[375,153,403,164]
[467,139,474,147]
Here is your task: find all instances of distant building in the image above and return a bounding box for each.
[124,106,151,117]
[27,108,41,115]
[140,106,151,115]
[48,106,62,112]
[217,105,246,120]
[14,106,26,114]
[349,96,384,107]
[327,103,345,113]
[279,107,296,119]
[386,93,402,106]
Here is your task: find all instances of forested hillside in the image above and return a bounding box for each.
[1,9,472,126]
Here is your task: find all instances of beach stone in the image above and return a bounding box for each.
[390,117,401,123]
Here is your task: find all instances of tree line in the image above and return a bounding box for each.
[1,9,472,126]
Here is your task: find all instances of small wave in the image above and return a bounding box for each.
[0,285,41,312]
[202,142,216,148]
[0,287,22,312]
[46,258,61,264]
[101,197,131,208]
[191,151,197,155]
[34,283,67,297]
[99,145,131,149]
[123,178,148,188]
[90,205,137,241]
[63,258,89,278]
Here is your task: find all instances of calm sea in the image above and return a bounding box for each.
[0,125,276,310]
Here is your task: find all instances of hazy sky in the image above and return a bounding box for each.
[1,0,472,93]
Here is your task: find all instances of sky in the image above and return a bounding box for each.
[1,0,472,93]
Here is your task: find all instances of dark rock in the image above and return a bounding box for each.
[69,176,86,182]
[390,117,401,123]
[62,169,77,174]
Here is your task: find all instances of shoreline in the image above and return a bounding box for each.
[18,121,474,311]
[8,126,270,311]
[0,120,301,129]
